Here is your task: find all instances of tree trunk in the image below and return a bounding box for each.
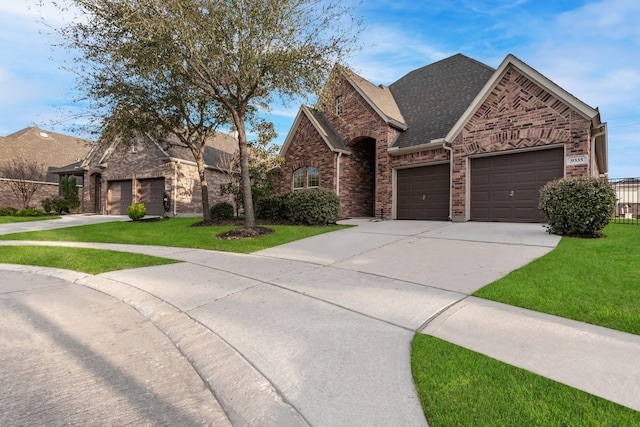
[196,156,211,221]
[236,121,255,228]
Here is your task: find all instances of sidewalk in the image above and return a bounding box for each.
[1,217,638,423]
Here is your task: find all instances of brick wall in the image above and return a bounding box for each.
[0,179,60,210]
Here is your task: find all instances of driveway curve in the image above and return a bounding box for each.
[1,218,568,426]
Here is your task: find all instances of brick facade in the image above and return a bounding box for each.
[279,57,605,221]
[82,136,232,216]
[0,179,60,210]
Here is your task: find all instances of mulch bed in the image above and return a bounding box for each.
[191,218,295,240]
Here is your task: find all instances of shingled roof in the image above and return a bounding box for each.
[389,54,495,149]
[0,127,94,182]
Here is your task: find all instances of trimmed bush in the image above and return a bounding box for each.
[0,206,19,216]
[127,203,146,221]
[16,208,44,217]
[539,176,616,237]
[210,202,235,220]
[256,193,287,221]
[41,197,55,213]
[257,190,339,225]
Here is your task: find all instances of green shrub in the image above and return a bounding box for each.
[61,175,80,211]
[54,198,71,214]
[284,189,339,225]
[127,203,146,221]
[41,197,55,213]
[16,208,44,217]
[210,202,235,220]
[0,206,19,216]
[256,193,287,221]
[539,176,616,237]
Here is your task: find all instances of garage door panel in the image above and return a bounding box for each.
[397,164,450,220]
[139,178,165,216]
[107,180,133,215]
[471,148,563,222]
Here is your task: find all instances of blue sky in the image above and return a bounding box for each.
[1,0,639,177]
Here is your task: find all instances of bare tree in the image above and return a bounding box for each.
[46,0,361,228]
[0,158,47,209]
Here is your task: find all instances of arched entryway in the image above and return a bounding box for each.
[342,137,376,217]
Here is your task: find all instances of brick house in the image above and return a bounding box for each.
[0,127,92,209]
[278,54,608,222]
[80,131,237,216]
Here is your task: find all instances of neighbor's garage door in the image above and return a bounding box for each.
[470,148,564,223]
[107,180,133,215]
[139,178,165,216]
[397,163,450,220]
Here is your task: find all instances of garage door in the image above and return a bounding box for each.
[397,164,450,220]
[470,148,564,223]
[139,178,165,216]
[107,180,133,215]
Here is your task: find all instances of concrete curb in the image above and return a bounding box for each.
[1,264,309,427]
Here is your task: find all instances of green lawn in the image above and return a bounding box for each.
[412,334,640,426]
[0,216,60,224]
[474,223,640,335]
[0,246,178,274]
[0,217,351,253]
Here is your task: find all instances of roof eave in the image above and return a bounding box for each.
[388,139,445,156]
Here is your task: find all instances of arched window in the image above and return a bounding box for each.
[293,168,304,190]
[307,167,319,188]
[335,96,343,116]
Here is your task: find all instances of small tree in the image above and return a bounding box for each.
[0,157,47,209]
[221,121,284,216]
[61,175,81,212]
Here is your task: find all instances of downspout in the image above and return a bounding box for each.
[590,126,607,176]
[443,142,454,221]
[173,160,178,217]
[336,152,342,195]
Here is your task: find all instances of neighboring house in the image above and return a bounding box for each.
[612,178,640,218]
[0,127,93,209]
[80,131,238,216]
[279,54,608,223]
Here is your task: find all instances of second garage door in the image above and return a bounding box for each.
[139,178,165,216]
[470,148,564,223]
[397,163,450,220]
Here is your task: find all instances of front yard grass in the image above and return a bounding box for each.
[412,334,640,426]
[0,246,178,274]
[0,216,61,224]
[0,217,351,253]
[474,223,640,335]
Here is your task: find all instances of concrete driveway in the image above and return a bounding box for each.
[3,217,639,424]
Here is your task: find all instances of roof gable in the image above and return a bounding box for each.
[280,106,348,156]
[340,67,407,130]
[445,54,602,143]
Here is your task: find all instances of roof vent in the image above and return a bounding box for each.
[39,132,49,138]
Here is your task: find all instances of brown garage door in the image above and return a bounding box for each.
[397,163,450,220]
[470,148,564,223]
[107,180,133,215]
[139,178,165,216]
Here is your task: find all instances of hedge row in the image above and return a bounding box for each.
[257,189,339,225]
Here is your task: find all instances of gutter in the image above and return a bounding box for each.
[387,140,445,156]
[442,141,454,221]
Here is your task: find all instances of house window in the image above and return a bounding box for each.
[132,136,139,153]
[307,167,319,188]
[293,168,304,190]
[336,96,343,116]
